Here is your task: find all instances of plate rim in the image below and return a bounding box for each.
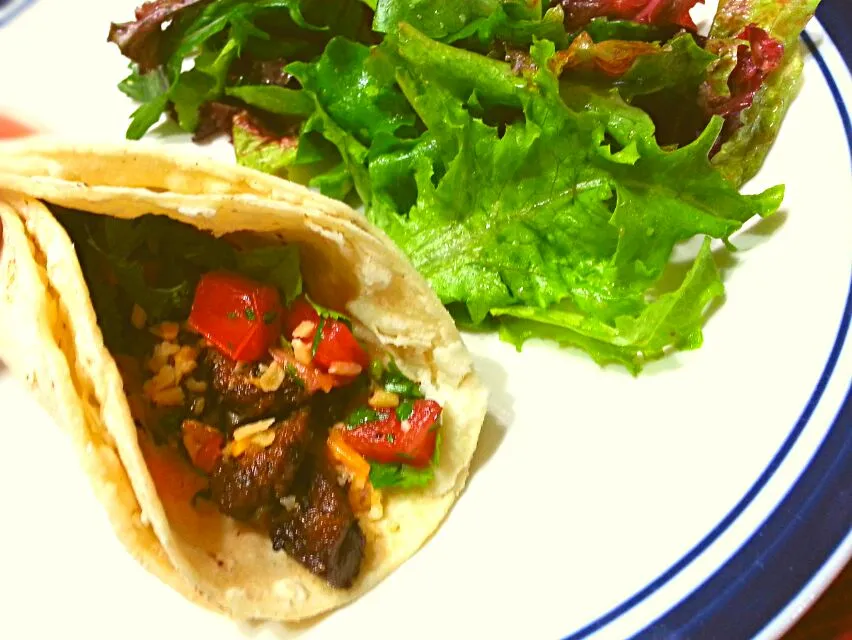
[0,3,848,638]
[563,11,852,639]
[0,0,37,29]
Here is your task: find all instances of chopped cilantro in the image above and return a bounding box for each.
[263,310,278,325]
[369,462,434,490]
[387,433,395,443]
[306,294,352,328]
[396,400,414,422]
[284,363,305,389]
[369,359,384,380]
[226,311,238,320]
[382,360,424,399]
[244,308,257,321]
[311,317,325,357]
[345,406,381,429]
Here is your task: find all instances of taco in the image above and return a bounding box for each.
[0,140,486,620]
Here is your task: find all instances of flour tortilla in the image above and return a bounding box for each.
[0,140,487,621]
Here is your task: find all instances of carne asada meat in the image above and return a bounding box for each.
[206,349,307,424]
[270,459,365,588]
[209,408,311,521]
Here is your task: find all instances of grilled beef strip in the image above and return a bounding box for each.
[209,408,312,521]
[269,457,365,588]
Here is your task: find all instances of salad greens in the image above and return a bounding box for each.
[109,0,820,372]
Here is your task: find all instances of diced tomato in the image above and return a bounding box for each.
[188,271,282,363]
[181,420,224,474]
[283,296,369,371]
[341,399,442,468]
[402,400,442,467]
[340,409,400,463]
[270,347,342,394]
[0,114,36,139]
[283,297,320,337]
[313,320,369,369]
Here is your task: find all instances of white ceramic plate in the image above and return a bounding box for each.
[0,2,849,638]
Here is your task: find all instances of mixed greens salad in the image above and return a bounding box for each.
[109,0,820,372]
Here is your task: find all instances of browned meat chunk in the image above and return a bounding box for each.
[205,350,307,424]
[209,408,311,521]
[269,460,365,588]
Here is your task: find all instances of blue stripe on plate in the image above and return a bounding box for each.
[0,0,37,29]
[563,10,852,640]
[631,25,852,640]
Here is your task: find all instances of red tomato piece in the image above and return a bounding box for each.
[0,114,36,139]
[283,297,319,338]
[340,409,402,464]
[400,400,442,467]
[341,399,442,468]
[283,296,369,371]
[313,320,370,369]
[188,271,282,363]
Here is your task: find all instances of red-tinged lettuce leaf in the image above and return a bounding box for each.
[552,31,715,91]
[232,111,299,175]
[366,26,781,369]
[703,25,783,118]
[108,0,211,73]
[114,0,330,140]
[706,0,821,186]
[193,101,241,141]
[553,0,703,32]
[551,32,660,76]
[553,32,716,147]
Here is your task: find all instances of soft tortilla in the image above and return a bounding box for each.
[0,140,487,621]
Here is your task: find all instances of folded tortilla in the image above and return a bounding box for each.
[0,140,487,620]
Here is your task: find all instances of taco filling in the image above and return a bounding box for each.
[55,208,443,590]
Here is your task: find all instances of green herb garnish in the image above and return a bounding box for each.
[396,400,414,422]
[311,317,326,357]
[284,363,305,389]
[244,308,257,321]
[345,406,381,429]
[382,361,424,399]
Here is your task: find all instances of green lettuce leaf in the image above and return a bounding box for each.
[373,0,505,40]
[286,37,417,145]
[225,85,315,116]
[369,26,781,365]
[583,18,676,43]
[495,237,724,372]
[616,32,716,100]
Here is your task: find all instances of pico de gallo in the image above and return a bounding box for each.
[56,210,443,589]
